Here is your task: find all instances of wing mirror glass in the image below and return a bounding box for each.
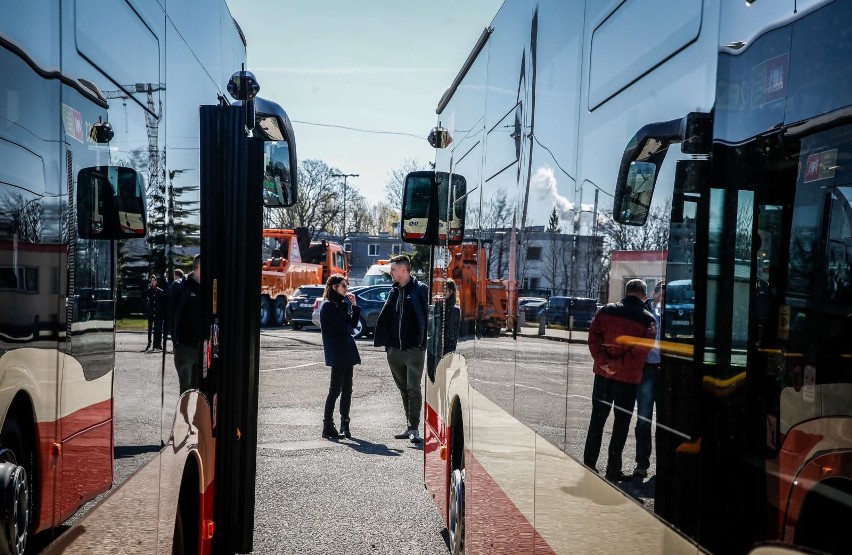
[401,171,467,245]
[254,97,298,207]
[77,166,146,239]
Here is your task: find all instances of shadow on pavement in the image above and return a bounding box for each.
[114,444,162,459]
[341,437,404,457]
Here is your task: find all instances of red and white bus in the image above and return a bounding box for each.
[0,3,297,554]
[405,1,852,554]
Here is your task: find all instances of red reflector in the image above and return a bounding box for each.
[204,519,214,539]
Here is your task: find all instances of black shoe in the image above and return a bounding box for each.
[322,421,340,440]
[339,419,351,439]
[605,470,632,482]
[394,428,413,440]
[633,466,649,478]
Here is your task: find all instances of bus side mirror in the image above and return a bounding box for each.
[400,170,467,245]
[254,97,298,207]
[614,112,711,225]
[77,166,147,239]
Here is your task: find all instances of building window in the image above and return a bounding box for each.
[343,243,351,252]
[0,267,39,292]
[368,244,379,257]
[527,246,542,261]
[391,244,401,255]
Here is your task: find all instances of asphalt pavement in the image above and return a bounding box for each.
[252,327,450,554]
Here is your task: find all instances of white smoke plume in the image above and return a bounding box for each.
[530,166,574,220]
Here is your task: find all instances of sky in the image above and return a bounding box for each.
[226,0,504,205]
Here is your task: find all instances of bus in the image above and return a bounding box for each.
[405,1,852,554]
[0,3,297,554]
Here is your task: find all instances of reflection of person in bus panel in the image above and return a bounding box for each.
[584,279,656,482]
[172,255,203,393]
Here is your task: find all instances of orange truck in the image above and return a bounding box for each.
[434,242,509,335]
[260,227,348,326]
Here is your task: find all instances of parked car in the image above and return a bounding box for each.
[285,285,325,329]
[663,279,694,338]
[311,284,392,338]
[538,296,597,329]
[518,297,547,323]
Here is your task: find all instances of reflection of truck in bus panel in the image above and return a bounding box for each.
[260,227,347,326]
[434,243,508,335]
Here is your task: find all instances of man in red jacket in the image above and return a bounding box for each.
[583,279,657,482]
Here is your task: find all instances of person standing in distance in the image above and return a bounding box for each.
[374,255,429,443]
[583,278,656,482]
[172,255,202,394]
[145,274,166,351]
[319,274,361,440]
[633,280,664,478]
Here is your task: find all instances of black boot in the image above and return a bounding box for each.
[322,420,340,440]
[339,418,351,439]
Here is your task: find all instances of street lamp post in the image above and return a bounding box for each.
[331,172,358,238]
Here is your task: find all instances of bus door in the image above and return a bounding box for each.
[748,124,852,553]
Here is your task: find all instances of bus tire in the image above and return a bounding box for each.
[260,296,271,328]
[448,403,465,555]
[273,298,287,327]
[0,416,32,555]
[172,460,199,555]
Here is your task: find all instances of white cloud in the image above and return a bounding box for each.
[531,166,574,219]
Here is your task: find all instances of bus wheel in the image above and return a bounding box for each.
[0,419,31,555]
[448,406,465,555]
[260,296,271,327]
[273,298,287,327]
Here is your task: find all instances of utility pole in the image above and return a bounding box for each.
[331,172,358,237]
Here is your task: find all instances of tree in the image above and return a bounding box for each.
[264,159,342,240]
[385,158,428,210]
[546,206,561,233]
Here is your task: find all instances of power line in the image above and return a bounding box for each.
[292,120,424,140]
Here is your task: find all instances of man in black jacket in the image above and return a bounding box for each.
[145,274,166,351]
[374,255,428,443]
[172,255,203,393]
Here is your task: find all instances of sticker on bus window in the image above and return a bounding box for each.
[61,104,85,143]
[766,414,777,450]
[750,53,789,109]
[804,150,837,183]
[803,365,816,402]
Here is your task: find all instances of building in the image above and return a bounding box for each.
[483,225,606,300]
[343,231,405,284]
[607,250,667,303]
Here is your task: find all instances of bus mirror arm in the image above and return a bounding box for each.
[614,112,711,225]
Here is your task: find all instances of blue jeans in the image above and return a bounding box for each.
[584,374,638,477]
[635,362,658,470]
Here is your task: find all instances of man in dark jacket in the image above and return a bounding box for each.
[583,279,657,482]
[374,255,428,443]
[145,274,166,351]
[172,255,203,393]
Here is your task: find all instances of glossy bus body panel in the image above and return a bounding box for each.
[1,0,245,550]
[425,0,852,553]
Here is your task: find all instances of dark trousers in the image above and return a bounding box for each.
[387,346,425,429]
[174,343,200,394]
[635,362,658,470]
[584,373,638,476]
[324,365,353,422]
[147,316,164,348]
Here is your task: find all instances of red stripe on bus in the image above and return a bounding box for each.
[424,402,556,554]
[34,398,113,532]
[465,452,556,555]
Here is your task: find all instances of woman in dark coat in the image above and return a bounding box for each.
[443,279,461,354]
[319,274,361,439]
